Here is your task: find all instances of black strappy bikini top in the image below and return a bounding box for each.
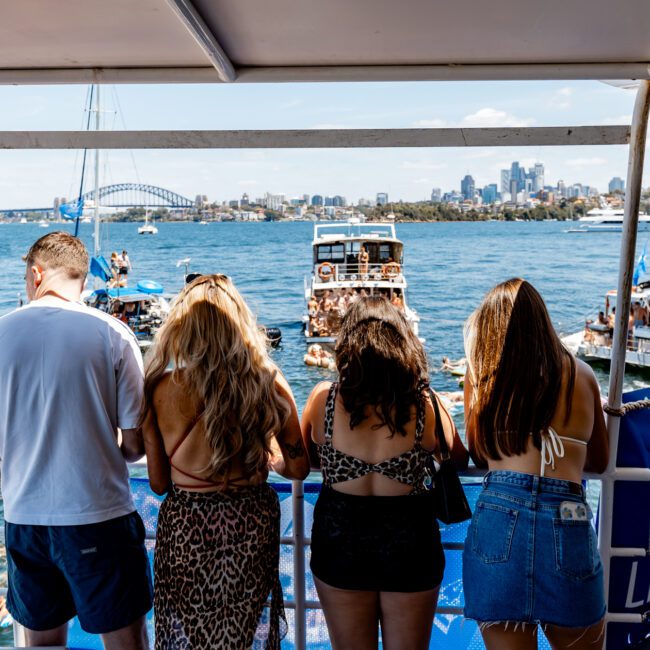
[316,382,432,495]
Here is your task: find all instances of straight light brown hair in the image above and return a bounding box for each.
[464,278,575,460]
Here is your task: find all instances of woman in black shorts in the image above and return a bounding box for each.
[301,296,468,649]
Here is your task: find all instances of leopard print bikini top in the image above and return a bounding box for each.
[316,382,432,495]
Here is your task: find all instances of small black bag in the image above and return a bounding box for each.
[429,388,472,524]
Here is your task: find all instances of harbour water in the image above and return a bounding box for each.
[0,219,647,645]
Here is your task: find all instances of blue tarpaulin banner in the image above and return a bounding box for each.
[607,387,650,649]
[59,199,85,220]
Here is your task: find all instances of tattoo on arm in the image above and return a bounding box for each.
[284,440,305,459]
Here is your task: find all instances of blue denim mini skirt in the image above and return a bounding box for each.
[463,471,606,628]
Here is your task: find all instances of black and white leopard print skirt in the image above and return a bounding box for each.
[154,484,287,649]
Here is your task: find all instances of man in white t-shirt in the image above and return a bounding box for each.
[0,232,152,649]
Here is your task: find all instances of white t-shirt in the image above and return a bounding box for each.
[0,297,143,525]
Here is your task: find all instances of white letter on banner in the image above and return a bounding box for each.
[625,561,645,609]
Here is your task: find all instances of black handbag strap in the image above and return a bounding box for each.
[429,388,450,461]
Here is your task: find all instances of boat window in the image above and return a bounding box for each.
[316,244,345,263]
[379,244,392,261]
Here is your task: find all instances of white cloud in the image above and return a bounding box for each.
[566,157,608,167]
[601,114,633,124]
[401,161,448,170]
[547,87,575,110]
[460,108,535,128]
[558,87,573,97]
[413,118,447,128]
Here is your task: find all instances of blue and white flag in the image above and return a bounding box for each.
[633,243,647,285]
[59,199,85,220]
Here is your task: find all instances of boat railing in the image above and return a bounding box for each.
[313,262,404,284]
[582,325,650,354]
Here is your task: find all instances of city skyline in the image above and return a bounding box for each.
[0,80,644,208]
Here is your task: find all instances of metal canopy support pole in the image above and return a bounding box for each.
[292,480,307,650]
[599,80,650,641]
[163,0,236,82]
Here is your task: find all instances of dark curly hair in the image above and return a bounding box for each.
[335,296,429,436]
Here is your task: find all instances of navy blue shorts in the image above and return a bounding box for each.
[5,511,153,634]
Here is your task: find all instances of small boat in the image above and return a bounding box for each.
[138,211,158,235]
[38,220,49,228]
[199,220,209,225]
[83,280,171,351]
[562,284,650,368]
[302,219,420,345]
[571,207,650,233]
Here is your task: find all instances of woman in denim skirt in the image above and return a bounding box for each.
[462,279,609,649]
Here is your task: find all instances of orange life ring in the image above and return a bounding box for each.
[318,262,335,281]
[382,262,401,278]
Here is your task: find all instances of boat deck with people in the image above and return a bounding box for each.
[303,220,420,344]
[2,0,650,648]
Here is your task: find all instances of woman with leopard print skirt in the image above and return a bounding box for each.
[141,274,310,649]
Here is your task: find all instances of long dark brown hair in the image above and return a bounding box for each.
[464,278,575,460]
[335,296,428,435]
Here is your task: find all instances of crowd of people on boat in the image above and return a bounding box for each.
[584,301,649,348]
[0,231,611,650]
[308,287,404,337]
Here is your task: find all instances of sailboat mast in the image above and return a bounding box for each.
[93,84,100,259]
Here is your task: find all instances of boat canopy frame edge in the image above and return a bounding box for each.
[0,125,631,150]
[0,62,649,85]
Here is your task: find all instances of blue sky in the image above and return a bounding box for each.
[0,80,643,208]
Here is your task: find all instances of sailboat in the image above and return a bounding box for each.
[138,210,158,235]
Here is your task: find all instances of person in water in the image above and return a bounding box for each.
[462,278,609,650]
[0,232,152,649]
[141,274,309,650]
[302,296,468,650]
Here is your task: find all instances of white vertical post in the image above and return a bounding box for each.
[600,80,650,636]
[93,83,101,259]
[292,480,307,650]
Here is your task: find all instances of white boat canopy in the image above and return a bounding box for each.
[0,0,649,85]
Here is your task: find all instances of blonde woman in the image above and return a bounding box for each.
[462,279,609,650]
[141,274,309,649]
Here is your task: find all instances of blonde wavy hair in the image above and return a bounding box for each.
[142,274,289,487]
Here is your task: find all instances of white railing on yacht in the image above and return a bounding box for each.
[313,262,404,283]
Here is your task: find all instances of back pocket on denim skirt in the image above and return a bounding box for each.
[553,519,597,580]
[471,502,518,563]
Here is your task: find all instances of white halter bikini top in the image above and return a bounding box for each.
[538,427,588,477]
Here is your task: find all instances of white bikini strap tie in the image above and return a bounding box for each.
[540,428,565,477]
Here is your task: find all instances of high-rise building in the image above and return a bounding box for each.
[241,192,250,205]
[311,194,323,206]
[430,188,442,203]
[609,176,625,193]
[461,175,475,201]
[332,195,346,207]
[557,180,566,198]
[500,169,511,195]
[482,184,498,204]
[376,192,389,206]
[265,193,285,211]
[324,196,334,206]
[357,197,372,207]
[533,163,545,192]
[302,194,311,205]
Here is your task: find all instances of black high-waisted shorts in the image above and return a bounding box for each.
[310,486,445,592]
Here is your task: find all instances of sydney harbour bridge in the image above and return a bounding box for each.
[0,183,195,215]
